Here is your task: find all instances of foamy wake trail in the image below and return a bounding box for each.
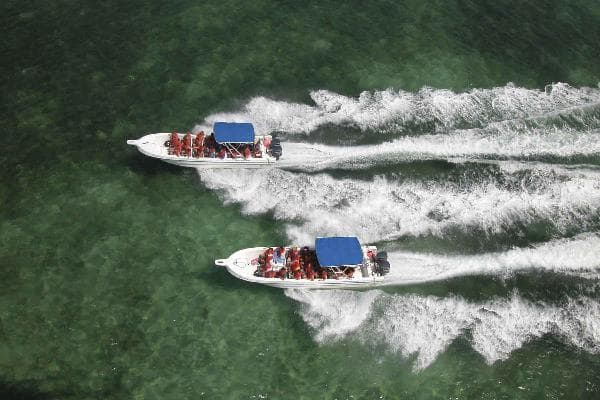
[286,289,600,370]
[193,83,600,135]
[385,233,600,284]
[280,127,600,171]
[198,168,600,243]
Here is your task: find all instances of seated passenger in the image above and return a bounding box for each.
[243,146,251,159]
[253,143,262,158]
[290,258,301,279]
[217,148,226,159]
[169,132,181,156]
[367,250,375,262]
[169,132,179,145]
[193,144,204,158]
[277,266,287,280]
[299,246,309,257]
[286,247,296,263]
[305,262,315,281]
[297,247,307,265]
[208,146,216,158]
[263,136,271,150]
[259,249,274,277]
[204,133,215,148]
[345,267,355,278]
[194,132,205,158]
[182,133,192,156]
[320,269,328,280]
[254,255,265,276]
[261,260,273,277]
[272,247,286,266]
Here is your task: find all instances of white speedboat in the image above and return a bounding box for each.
[126,122,282,169]
[214,236,391,289]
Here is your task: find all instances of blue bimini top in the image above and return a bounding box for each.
[315,237,363,267]
[213,122,255,144]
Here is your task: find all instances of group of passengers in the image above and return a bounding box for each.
[254,246,355,280]
[167,131,271,159]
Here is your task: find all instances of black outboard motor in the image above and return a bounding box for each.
[270,135,283,160]
[374,251,390,276]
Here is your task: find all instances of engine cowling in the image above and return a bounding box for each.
[270,137,283,160]
[374,251,390,275]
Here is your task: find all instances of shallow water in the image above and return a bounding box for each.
[2,1,600,398]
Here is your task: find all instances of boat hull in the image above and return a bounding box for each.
[215,247,385,290]
[163,158,274,169]
[127,133,278,169]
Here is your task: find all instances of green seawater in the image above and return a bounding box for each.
[2,1,600,399]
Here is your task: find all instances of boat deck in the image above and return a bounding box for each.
[127,133,277,168]
[216,246,385,289]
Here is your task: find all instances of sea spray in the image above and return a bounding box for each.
[195,83,600,375]
[286,290,600,371]
[193,83,600,136]
[199,168,600,244]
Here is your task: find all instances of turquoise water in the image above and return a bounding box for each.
[2,1,600,398]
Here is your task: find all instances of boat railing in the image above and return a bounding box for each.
[223,143,244,158]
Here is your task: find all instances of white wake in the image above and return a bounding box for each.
[193,83,600,370]
[286,289,600,371]
[194,83,600,135]
[384,233,600,285]
[278,126,600,171]
[198,168,600,244]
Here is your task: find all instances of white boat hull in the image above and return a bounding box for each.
[127,133,278,169]
[215,247,385,289]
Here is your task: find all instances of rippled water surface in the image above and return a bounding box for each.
[2,1,600,398]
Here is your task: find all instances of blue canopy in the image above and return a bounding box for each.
[213,122,255,144]
[315,237,363,267]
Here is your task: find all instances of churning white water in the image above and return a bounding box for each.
[286,289,600,371]
[194,83,600,135]
[199,167,600,244]
[384,234,600,284]
[196,83,600,369]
